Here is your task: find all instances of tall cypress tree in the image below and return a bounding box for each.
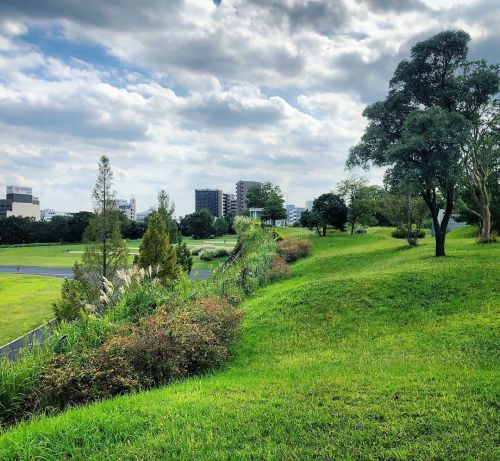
[138,212,180,284]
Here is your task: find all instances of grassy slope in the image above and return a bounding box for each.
[1,228,498,460]
[0,236,236,269]
[0,275,63,345]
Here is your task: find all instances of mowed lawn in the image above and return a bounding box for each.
[0,274,63,346]
[1,228,498,459]
[0,236,237,270]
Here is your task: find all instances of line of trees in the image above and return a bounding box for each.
[0,212,94,245]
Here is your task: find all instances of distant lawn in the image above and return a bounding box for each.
[1,225,498,459]
[0,235,236,269]
[0,274,63,346]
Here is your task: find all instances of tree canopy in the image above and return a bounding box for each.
[347,30,499,256]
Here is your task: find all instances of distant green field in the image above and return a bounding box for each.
[1,225,497,459]
[0,235,237,269]
[0,274,63,346]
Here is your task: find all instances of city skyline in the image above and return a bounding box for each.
[0,1,497,216]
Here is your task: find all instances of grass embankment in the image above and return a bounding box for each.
[0,275,63,345]
[0,236,236,270]
[1,227,498,459]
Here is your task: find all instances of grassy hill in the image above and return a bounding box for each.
[0,228,498,460]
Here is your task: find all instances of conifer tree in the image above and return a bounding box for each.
[82,156,129,291]
[157,189,193,273]
[138,211,180,284]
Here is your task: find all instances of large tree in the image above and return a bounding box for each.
[246,182,286,226]
[182,208,215,239]
[460,92,499,242]
[348,30,499,256]
[299,209,324,236]
[312,193,347,236]
[82,156,129,290]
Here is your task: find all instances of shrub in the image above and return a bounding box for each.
[33,351,143,411]
[29,297,242,414]
[191,246,214,256]
[266,255,291,281]
[276,239,312,263]
[391,228,425,239]
[200,249,216,261]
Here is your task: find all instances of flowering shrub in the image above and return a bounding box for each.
[266,255,292,281]
[276,239,312,263]
[30,297,242,412]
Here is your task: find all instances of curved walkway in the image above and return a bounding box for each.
[0,266,212,280]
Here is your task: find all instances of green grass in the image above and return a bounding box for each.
[0,275,63,346]
[1,227,498,460]
[0,235,236,270]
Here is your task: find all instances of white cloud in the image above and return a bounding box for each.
[0,0,497,215]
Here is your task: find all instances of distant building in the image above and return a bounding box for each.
[236,180,260,214]
[116,197,136,220]
[305,200,313,210]
[286,204,305,225]
[41,209,74,221]
[195,189,223,217]
[223,193,237,216]
[0,186,40,220]
[248,207,285,227]
[136,207,155,222]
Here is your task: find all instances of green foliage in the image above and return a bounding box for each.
[175,242,193,274]
[312,193,348,235]
[157,189,182,244]
[391,228,426,240]
[246,183,286,226]
[181,209,215,239]
[213,217,229,236]
[138,212,180,285]
[82,156,129,290]
[52,277,87,321]
[348,30,499,256]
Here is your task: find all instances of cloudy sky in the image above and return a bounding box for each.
[0,0,498,216]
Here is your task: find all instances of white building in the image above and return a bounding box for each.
[41,209,74,221]
[305,200,313,210]
[286,204,305,225]
[116,197,137,220]
[248,207,285,227]
[136,207,155,222]
[0,186,40,220]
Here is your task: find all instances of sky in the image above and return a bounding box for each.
[0,0,498,217]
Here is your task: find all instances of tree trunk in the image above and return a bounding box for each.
[350,220,355,235]
[481,204,492,241]
[322,225,327,237]
[435,229,446,257]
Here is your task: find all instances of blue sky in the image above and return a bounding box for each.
[0,0,498,216]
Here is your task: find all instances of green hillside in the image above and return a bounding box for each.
[1,228,498,460]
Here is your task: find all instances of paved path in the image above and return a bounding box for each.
[0,266,212,280]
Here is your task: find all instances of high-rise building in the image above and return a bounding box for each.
[305,200,314,210]
[195,189,223,217]
[223,193,237,216]
[0,186,40,220]
[286,204,305,225]
[236,180,260,214]
[116,197,136,220]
